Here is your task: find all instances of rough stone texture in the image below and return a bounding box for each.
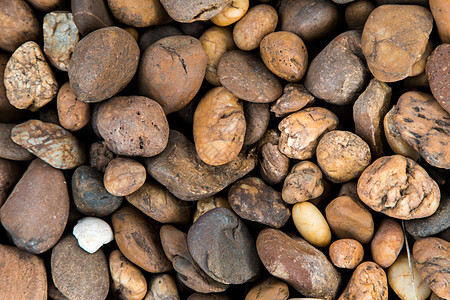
[4,41,58,111]
[244,102,270,145]
[429,0,450,43]
[145,274,180,300]
[112,206,172,273]
[228,177,290,228]
[353,78,392,157]
[393,91,450,169]
[325,196,374,244]
[282,161,324,204]
[345,0,376,30]
[69,27,139,103]
[278,107,339,160]
[256,228,341,299]
[370,219,404,268]
[305,30,369,105]
[193,195,231,222]
[0,53,25,122]
[361,5,433,82]
[426,44,450,114]
[245,277,289,300]
[0,244,47,300]
[406,191,450,237]
[0,159,69,254]
[188,208,260,284]
[11,120,86,169]
[413,237,450,299]
[160,225,228,293]
[0,158,22,206]
[329,239,364,269]
[107,0,171,27]
[51,235,109,300]
[0,123,34,160]
[97,96,169,157]
[72,217,113,253]
[338,262,388,300]
[145,130,257,201]
[271,83,315,117]
[126,181,190,224]
[218,50,282,103]
[139,25,182,52]
[88,141,115,172]
[257,129,290,185]
[358,155,440,219]
[71,0,115,35]
[0,0,41,52]
[56,82,90,131]
[160,0,231,22]
[43,12,79,71]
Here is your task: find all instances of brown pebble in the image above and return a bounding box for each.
[104,158,146,196]
[282,161,324,204]
[0,158,22,206]
[329,239,364,269]
[245,277,289,300]
[145,274,180,300]
[370,219,404,268]
[193,195,230,223]
[270,83,315,118]
[429,0,450,43]
[88,141,116,172]
[0,123,34,161]
[426,44,450,114]
[57,82,90,131]
[244,102,270,146]
[345,0,376,30]
[107,0,170,27]
[257,129,290,185]
[71,0,115,35]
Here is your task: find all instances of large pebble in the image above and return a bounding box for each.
[112,206,172,273]
[73,217,113,254]
[388,253,431,300]
[51,235,109,300]
[107,0,170,27]
[0,123,34,161]
[325,196,374,244]
[413,237,450,299]
[426,44,450,114]
[282,161,324,204]
[292,202,331,247]
[245,277,289,300]
[357,155,440,219]
[4,41,58,111]
[370,219,404,268]
[329,239,364,269]
[188,208,260,284]
[0,159,69,254]
[72,165,122,217]
[11,120,86,169]
[0,158,22,206]
[429,0,450,43]
[228,177,291,228]
[256,228,341,299]
[0,244,47,299]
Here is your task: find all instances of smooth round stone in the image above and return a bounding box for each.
[51,235,109,300]
[388,253,431,300]
[72,165,123,217]
[73,217,113,253]
[245,277,289,300]
[0,244,47,299]
[256,228,341,299]
[426,44,450,114]
[104,158,146,196]
[187,207,260,284]
[429,0,450,43]
[329,239,364,269]
[292,202,331,247]
[339,262,387,299]
[56,82,90,131]
[145,274,180,300]
[0,158,22,206]
[0,159,69,254]
[0,123,34,161]
[11,120,86,169]
[371,219,404,268]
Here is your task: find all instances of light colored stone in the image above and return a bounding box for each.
[292,202,331,247]
[73,217,113,253]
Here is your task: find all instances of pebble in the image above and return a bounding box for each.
[51,235,109,300]
[56,82,90,131]
[413,237,450,299]
[292,202,331,247]
[88,141,116,172]
[0,159,69,254]
[257,129,290,185]
[426,44,449,114]
[0,158,22,206]
[104,158,146,196]
[429,0,450,43]
[72,217,113,254]
[245,277,289,300]
[193,195,231,222]
[370,219,404,268]
[188,208,260,284]
[325,196,374,244]
[388,252,431,300]
[187,294,231,300]
[160,0,231,23]
[270,83,315,118]
[329,239,364,269]
[282,161,324,204]
[0,244,47,299]
[244,102,270,146]
[11,120,87,169]
[71,0,115,36]
[72,165,123,217]
[0,123,34,161]
[144,274,180,300]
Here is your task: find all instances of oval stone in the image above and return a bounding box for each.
[0,123,34,161]
[426,44,450,114]
[338,262,388,299]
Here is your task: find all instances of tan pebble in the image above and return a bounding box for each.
[104,158,146,196]
[245,277,289,300]
[211,0,249,26]
[193,196,231,222]
[292,202,331,247]
[144,274,180,300]
[57,82,90,131]
[371,219,404,268]
[329,239,364,269]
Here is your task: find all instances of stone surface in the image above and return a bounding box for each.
[0,123,34,160]
[282,161,324,204]
[145,274,180,300]
[11,120,86,169]
[88,141,115,172]
[245,277,289,300]
[271,83,315,118]
[73,217,114,253]
[188,208,260,284]
[56,82,90,131]
[429,0,450,43]
[0,159,69,254]
[257,129,290,185]
[104,158,146,196]
[329,239,364,269]
[244,102,270,146]
[292,201,331,247]
[193,196,231,223]
[51,235,109,300]
[345,0,376,30]
[256,228,341,299]
[71,0,115,35]
[426,44,450,114]
[370,219,404,268]
[0,158,22,206]
[107,0,170,27]
[160,0,231,22]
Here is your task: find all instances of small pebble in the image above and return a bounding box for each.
[104,157,147,196]
[329,239,364,269]
[292,201,331,247]
[73,217,113,254]
[371,219,404,268]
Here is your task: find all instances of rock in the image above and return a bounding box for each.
[270,83,315,118]
[282,161,324,204]
[325,196,374,244]
[345,0,376,30]
[72,217,113,253]
[245,277,289,300]
[43,12,79,71]
[160,225,228,293]
[353,78,392,157]
[426,44,450,114]
[160,0,231,22]
[107,0,170,27]
[393,92,450,169]
[56,82,90,131]
[292,202,331,248]
[11,120,86,169]
[0,158,22,206]
[429,0,450,43]
[256,228,341,299]
[88,141,115,172]
[413,237,450,299]
[244,102,270,146]
[144,274,180,300]
[257,129,290,185]
[109,249,148,300]
[193,196,231,223]
[112,206,172,273]
[72,166,123,217]
[51,235,109,300]
[0,159,69,254]
[329,239,364,269]
[104,158,146,196]
[71,0,115,35]
[406,192,450,237]
[388,253,431,300]
[304,30,369,105]
[188,208,260,284]
[370,219,404,268]
[187,294,231,300]
[357,155,440,219]
[145,130,257,201]
[0,244,47,299]
[228,177,291,228]
[338,262,388,300]
[0,123,34,160]
[4,41,58,111]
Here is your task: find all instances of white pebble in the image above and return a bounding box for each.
[73,217,114,253]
